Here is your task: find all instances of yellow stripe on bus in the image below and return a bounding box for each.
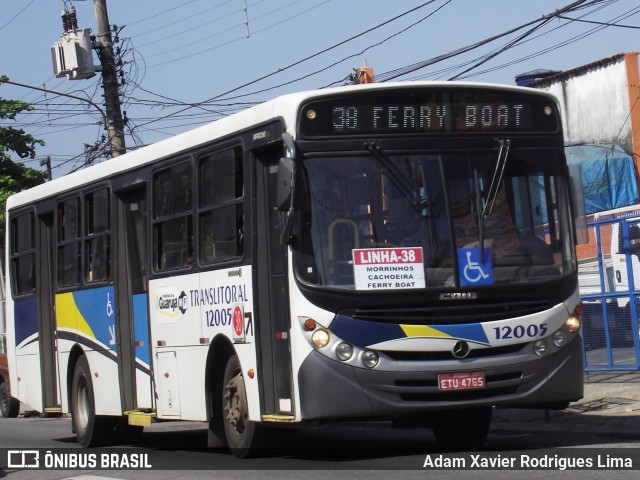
[55,292,96,339]
[400,324,451,338]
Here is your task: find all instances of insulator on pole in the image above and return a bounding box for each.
[61,9,70,32]
[69,6,78,30]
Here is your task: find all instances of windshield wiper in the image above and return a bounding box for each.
[365,142,429,215]
[478,139,511,259]
[483,139,511,217]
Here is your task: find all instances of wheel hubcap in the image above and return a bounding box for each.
[76,376,89,429]
[224,373,247,435]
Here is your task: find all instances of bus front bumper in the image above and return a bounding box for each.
[297,336,584,420]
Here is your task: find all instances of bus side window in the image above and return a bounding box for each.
[198,147,244,265]
[85,188,110,283]
[58,197,81,287]
[153,161,193,271]
[10,212,36,295]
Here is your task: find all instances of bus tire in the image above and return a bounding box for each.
[222,354,264,458]
[432,407,492,448]
[71,356,112,447]
[0,380,20,418]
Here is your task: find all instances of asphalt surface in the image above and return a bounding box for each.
[492,372,640,439]
[13,371,640,442]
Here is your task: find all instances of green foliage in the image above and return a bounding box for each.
[0,75,47,239]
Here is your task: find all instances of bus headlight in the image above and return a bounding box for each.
[311,328,330,348]
[565,315,581,333]
[534,339,548,357]
[335,342,354,361]
[361,350,379,368]
[553,330,567,347]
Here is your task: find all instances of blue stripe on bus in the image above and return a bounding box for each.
[133,293,150,366]
[329,314,490,348]
[14,296,38,347]
[72,286,117,351]
[329,315,404,348]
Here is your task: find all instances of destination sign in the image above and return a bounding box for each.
[299,89,558,137]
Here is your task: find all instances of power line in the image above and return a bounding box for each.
[448,17,555,81]
[556,13,640,28]
[125,0,204,27]
[6,0,636,170]
[445,4,640,81]
[0,0,34,32]
[401,1,629,82]
[133,0,441,131]
[147,0,330,68]
[210,0,452,101]
[135,0,256,46]
[376,0,594,82]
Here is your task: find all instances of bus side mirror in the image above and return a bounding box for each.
[277,156,295,211]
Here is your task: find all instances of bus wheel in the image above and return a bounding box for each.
[432,407,492,449]
[71,356,112,447]
[0,380,20,418]
[222,354,263,458]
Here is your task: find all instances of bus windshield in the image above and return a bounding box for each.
[294,148,576,289]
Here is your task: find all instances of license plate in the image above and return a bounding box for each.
[438,372,485,391]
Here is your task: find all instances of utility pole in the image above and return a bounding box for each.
[93,0,126,157]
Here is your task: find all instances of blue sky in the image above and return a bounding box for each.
[1,0,639,177]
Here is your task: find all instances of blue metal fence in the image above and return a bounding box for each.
[579,212,640,370]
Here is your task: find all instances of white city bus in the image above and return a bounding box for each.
[5,82,585,456]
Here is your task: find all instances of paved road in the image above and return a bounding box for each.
[2,378,640,479]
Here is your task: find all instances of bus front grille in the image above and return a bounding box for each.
[383,343,526,361]
[346,299,554,325]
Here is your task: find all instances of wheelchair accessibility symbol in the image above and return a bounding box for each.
[457,248,493,286]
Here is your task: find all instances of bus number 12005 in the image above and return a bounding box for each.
[493,323,548,340]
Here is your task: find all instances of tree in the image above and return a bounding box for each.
[0,75,47,240]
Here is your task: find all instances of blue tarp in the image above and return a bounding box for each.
[565,144,639,215]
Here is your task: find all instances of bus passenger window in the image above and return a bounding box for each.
[10,212,36,295]
[84,188,110,283]
[153,161,194,271]
[157,217,192,269]
[198,147,244,265]
[58,198,81,287]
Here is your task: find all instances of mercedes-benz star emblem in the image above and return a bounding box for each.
[452,341,470,359]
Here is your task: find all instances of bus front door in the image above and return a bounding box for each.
[255,153,294,418]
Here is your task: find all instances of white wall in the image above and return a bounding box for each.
[541,58,632,152]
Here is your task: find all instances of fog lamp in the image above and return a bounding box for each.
[311,328,330,348]
[335,342,354,361]
[361,350,379,368]
[534,339,548,357]
[553,330,567,347]
[565,315,581,333]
